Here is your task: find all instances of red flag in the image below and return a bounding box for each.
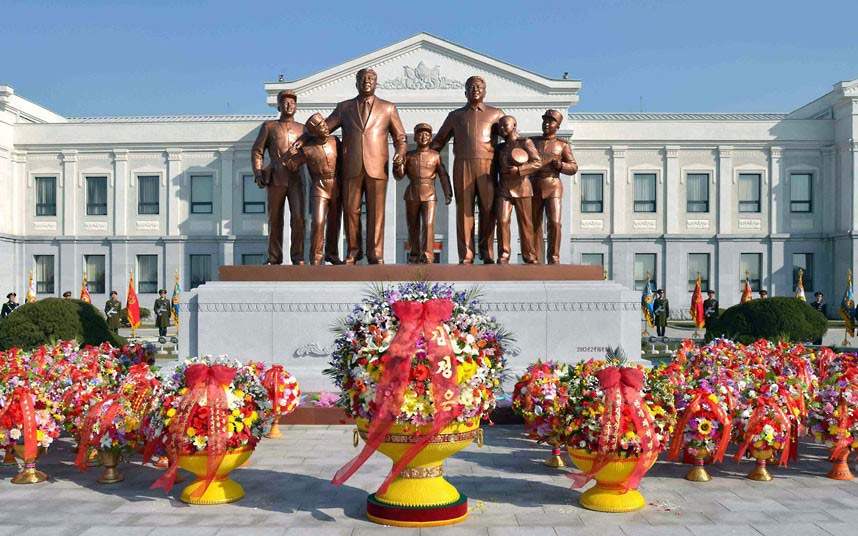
[80,276,92,303]
[741,278,753,303]
[690,275,705,330]
[127,274,141,330]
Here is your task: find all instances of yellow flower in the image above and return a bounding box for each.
[697,419,713,435]
[234,422,245,433]
[179,388,188,395]
[186,427,197,437]
[234,390,245,399]
[457,361,477,384]
[166,408,177,417]
[36,430,45,442]
[232,409,241,417]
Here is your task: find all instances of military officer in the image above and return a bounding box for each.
[530,109,578,264]
[654,289,670,337]
[495,115,541,264]
[154,289,170,338]
[1,292,18,320]
[394,123,453,264]
[811,291,827,317]
[62,291,72,299]
[104,290,122,334]
[703,289,719,329]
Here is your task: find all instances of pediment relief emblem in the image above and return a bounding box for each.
[380,61,464,90]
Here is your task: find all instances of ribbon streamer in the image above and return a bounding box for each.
[667,390,731,463]
[75,395,122,471]
[733,396,792,468]
[0,387,38,461]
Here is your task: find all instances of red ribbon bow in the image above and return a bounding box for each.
[667,390,732,463]
[568,366,659,491]
[733,396,792,467]
[333,298,458,495]
[75,395,123,471]
[151,363,236,498]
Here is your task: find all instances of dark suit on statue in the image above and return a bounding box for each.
[325,96,406,264]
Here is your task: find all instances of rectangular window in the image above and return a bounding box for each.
[633,253,657,292]
[136,255,158,294]
[138,175,160,215]
[86,176,108,216]
[34,255,55,294]
[189,254,211,289]
[793,253,814,294]
[242,174,266,214]
[740,253,763,292]
[633,173,656,213]
[241,253,265,266]
[35,177,57,216]
[84,255,106,294]
[687,253,710,292]
[190,175,213,214]
[580,173,604,213]
[738,173,761,213]
[686,173,709,213]
[790,173,812,213]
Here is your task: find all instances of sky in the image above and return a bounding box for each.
[2,0,857,117]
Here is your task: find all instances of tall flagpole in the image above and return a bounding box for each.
[129,270,136,339]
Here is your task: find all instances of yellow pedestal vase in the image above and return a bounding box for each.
[177,447,253,505]
[12,445,48,484]
[356,418,482,527]
[567,448,656,513]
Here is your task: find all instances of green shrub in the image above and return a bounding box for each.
[120,306,151,325]
[0,298,125,351]
[705,296,827,344]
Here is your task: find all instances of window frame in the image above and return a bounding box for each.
[580,172,604,214]
[34,176,58,217]
[687,253,711,292]
[740,253,763,292]
[137,175,161,215]
[242,174,266,214]
[738,173,762,213]
[136,255,159,294]
[190,174,214,215]
[685,172,710,213]
[241,253,266,266]
[85,176,109,216]
[84,254,106,294]
[633,253,657,292]
[789,172,813,213]
[792,253,814,294]
[633,172,657,213]
[33,255,55,294]
[189,254,212,290]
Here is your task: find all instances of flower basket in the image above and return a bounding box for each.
[512,360,568,467]
[178,447,254,504]
[809,352,858,480]
[259,364,301,439]
[567,448,658,512]
[327,282,507,527]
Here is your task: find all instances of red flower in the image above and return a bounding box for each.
[412,364,430,382]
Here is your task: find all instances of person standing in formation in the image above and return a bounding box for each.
[495,115,542,264]
[154,289,170,338]
[104,290,122,334]
[654,289,670,337]
[394,123,453,264]
[1,293,18,319]
[530,109,578,264]
[431,76,505,264]
[703,289,719,329]
[811,291,827,317]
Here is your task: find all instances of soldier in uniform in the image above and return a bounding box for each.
[811,291,827,317]
[495,115,542,264]
[393,123,453,264]
[251,89,307,265]
[654,289,670,337]
[154,289,170,338]
[62,291,72,299]
[759,289,769,299]
[1,292,18,320]
[703,289,719,329]
[104,290,122,334]
[283,113,343,266]
[431,76,505,264]
[530,109,578,263]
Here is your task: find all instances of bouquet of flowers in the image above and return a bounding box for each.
[75,396,142,469]
[326,282,508,427]
[808,355,858,456]
[512,360,569,447]
[732,370,797,465]
[0,369,62,459]
[260,364,301,417]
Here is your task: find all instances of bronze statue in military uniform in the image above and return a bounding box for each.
[104,290,122,334]
[284,113,343,266]
[654,289,670,337]
[251,89,307,265]
[703,290,719,329]
[154,289,170,338]
[394,123,453,264]
[431,76,504,264]
[495,115,541,264]
[530,109,578,264]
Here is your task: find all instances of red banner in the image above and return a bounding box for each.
[690,278,705,330]
[127,274,141,330]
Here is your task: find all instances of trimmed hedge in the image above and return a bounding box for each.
[705,296,827,344]
[0,298,125,351]
[120,306,152,326]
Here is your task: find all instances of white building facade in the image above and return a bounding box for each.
[1,33,856,316]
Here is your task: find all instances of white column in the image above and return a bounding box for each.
[717,146,733,235]
[10,151,26,236]
[166,149,182,236]
[112,149,128,236]
[665,145,680,234]
[219,148,234,236]
[61,150,78,236]
[851,140,858,232]
[610,145,627,234]
[384,142,397,264]
[446,144,457,263]
[821,146,837,234]
[769,146,782,234]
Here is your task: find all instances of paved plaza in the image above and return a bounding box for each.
[1,426,858,535]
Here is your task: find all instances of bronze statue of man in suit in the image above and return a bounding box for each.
[325,68,407,264]
[284,113,343,266]
[495,115,541,264]
[431,76,504,264]
[530,109,578,264]
[251,90,307,265]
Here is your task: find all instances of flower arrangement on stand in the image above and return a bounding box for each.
[148,355,272,504]
[562,348,674,513]
[259,364,301,439]
[512,360,569,467]
[326,282,508,527]
[808,354,858,480]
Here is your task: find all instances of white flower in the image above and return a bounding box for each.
[10,428,21,440]
[770,384,779,394]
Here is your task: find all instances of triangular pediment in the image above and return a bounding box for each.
[264,33,580,109]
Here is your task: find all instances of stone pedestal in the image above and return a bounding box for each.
[179,266,640,392]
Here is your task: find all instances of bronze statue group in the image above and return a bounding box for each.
[252,69,578,266]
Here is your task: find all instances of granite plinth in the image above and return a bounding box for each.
[179,274,640,392]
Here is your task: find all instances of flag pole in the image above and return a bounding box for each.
[843,269,852,347]
[642,271,652,337]
[692,271,701,339]
[129,270,136,339]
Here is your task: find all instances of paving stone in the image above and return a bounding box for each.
[686,526,762,536]
[78,528,154,536]
[751,523,831,536]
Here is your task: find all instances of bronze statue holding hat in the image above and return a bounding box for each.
[530,109,578,263]
[394,123,453,264]
[251,89,307,265]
